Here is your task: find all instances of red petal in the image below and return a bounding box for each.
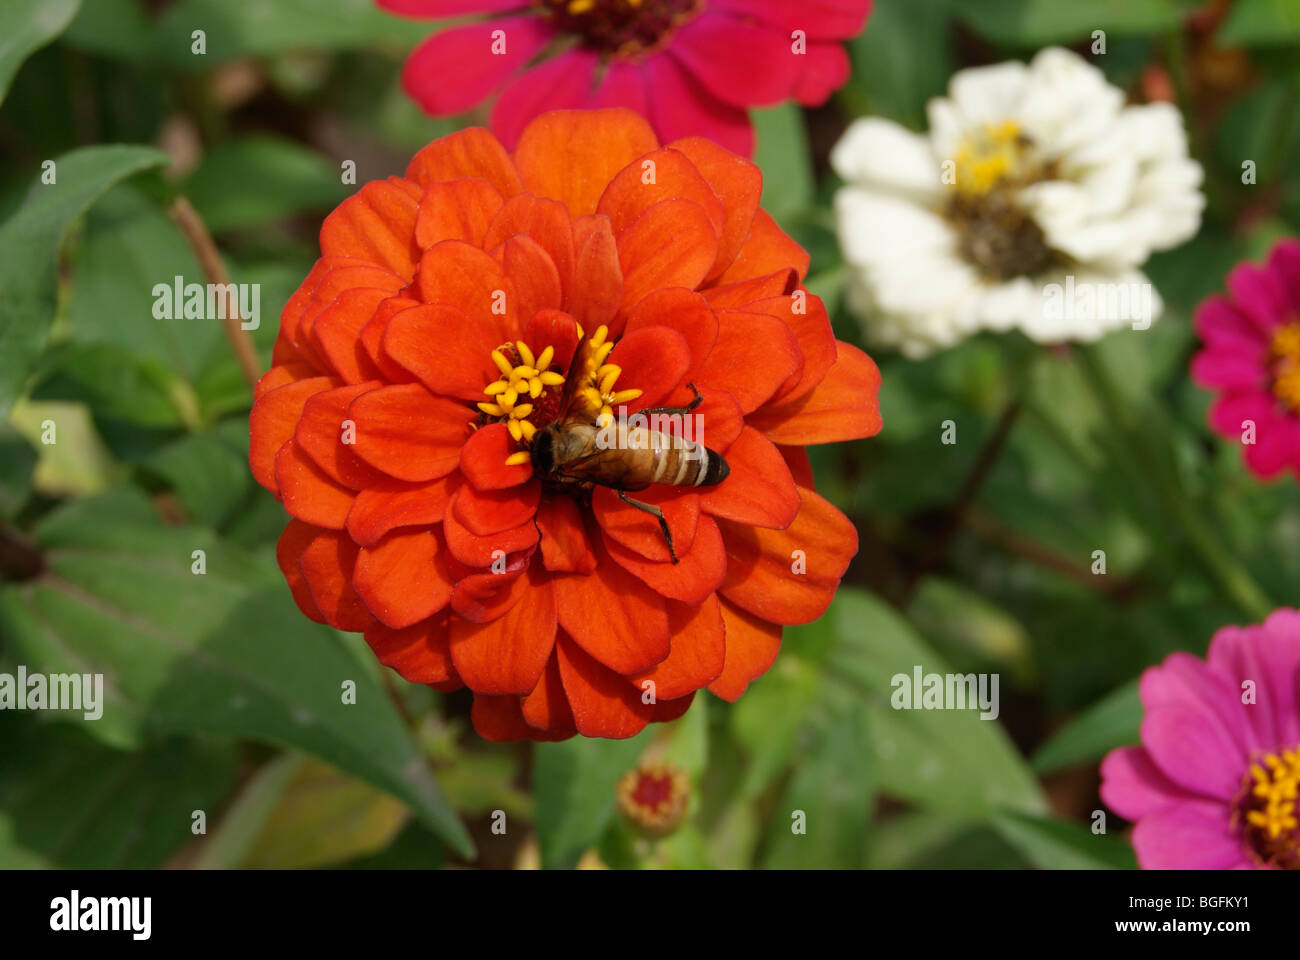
[310,288,388,384]
[472,692,573,742]
[275,442,354,529]
[553,540,669,673]
[524,308,581,373]
[652,692,695,723]
[451,477,541,535]
[568,215,623,334]
[715,208,809,285]
[414,239,519,341]
[607,326,691,412]
[630,594,725,701]
[449,565,556,695]
[353,527,452,629]
[535,496,597,574]
[640,52,754,157]
[622,287,718,382]
[747,341,883,444]
[669,137,763,282]
[320,178,422,279]
[596,146,725,242]
[414,178,504,249]
[406,127,523,196]
[593,485,698,562]
[556,635,653,739]
[458,422,533,489]
[718,485,857,625]
[490,49,601,150]
[359,296,422,384]
[444,506,539,568]
[667,13,799,108]
[501,234,563,322]
[702,268,797,308]
[295,381,386,489]
[448,550,532,622]
[276,520,326,624]
[249,375,339,496]
[382,302,502,402]
[604,514,726,604]
[707,599,782,701]
[365,611,455,685]
[779,444,815,487]
[347,383,472,481]
[695,308,801,413]
[483,193,575,291]
[298,529,377,631]
[699,426,799,529]
[346,475,453,547]
[616,198,718,314]
[521,650,577,733]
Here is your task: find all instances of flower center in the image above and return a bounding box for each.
[477,325,641,466]
[545,0,701,58]
[945,121,1060,282]
[1235,742,1300,869]
[1269,322,1300,414]
[616,761,689,835]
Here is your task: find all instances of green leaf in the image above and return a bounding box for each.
[533,732,651,869]
[753,104,813,230]
[0,145,169,416]
[731,654,822,798]
[0,0,81,107]
[992,811,1138,869]
[956,0,1182,46]
[0,722,235,869]
[827,588,1048,816]
[0,487,475,859]
[32,343,188,430]
[142,421,253,529]
[151,0,431,67]
[0,425,36,518]
[1218,0,1300,45]
[63,0,151,60]
[184,137,347,234]
[847,0,952,129]
[1032,678,1141,773]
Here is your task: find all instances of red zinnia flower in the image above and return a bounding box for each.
[378,0,873,156]
[250,108,882,741]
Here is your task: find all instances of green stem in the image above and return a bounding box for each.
[1077,346,1273,622]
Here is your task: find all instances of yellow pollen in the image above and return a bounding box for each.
[1270,322,1300,413]
[950,120,1026,196]
[569,325,642,420]
[481,339,564,466]
[1238,742,1300,868]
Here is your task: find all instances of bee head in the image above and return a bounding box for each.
[531,426,555,474]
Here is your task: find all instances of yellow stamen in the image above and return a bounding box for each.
[1238,742,1300,867]
[1270,322,1300,413]
[504,450,532,466]
[950,120,1026,197]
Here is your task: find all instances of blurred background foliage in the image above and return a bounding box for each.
[0,0,1298,869]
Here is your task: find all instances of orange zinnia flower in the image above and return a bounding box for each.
[250,109,881,741]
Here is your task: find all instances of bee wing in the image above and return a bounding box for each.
[557,329,597,419]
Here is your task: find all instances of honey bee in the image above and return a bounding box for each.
[531,333,730,564]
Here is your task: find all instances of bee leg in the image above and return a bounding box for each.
[640,382,704,418]
[617,490,678,564]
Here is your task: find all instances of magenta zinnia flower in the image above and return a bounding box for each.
[378,0,872,156]
[1100,609,1300,869]
[1191,237,1300,479]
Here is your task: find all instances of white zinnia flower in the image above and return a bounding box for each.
[831,47,1205,358]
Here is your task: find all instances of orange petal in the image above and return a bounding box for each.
[622,287,718,382]
[553,540,669,674]
[249,375,339,495]
[414,239,519,341]
[630,594,725,701]
[707,599,782,701]
[444,506,539,568]
[298,528,376,631]
[319,177,422,280]
[359,296,422,384]
[298,264,405,353]
[483,193,575,291]
[668,137,763,282]
[523,308,581,373]
[448,552,531,623]
[458,422,533,490]
[747,341,883,444]
[382,302,502,402]
[472,692,572,742]
[513,108,658,219]
[535,496,597,574]
[779,444,815,488]
[700,426,799,529]
[654,382,745,452]
[755,290,838,406]
[276,520,327,624]
[295,381,385,489]
[567,215,623,333]
[695,308,800,413]
[556,634,653,739]
[715,209,809,286]
[347,383,472,481]
[718,485,858,625]
[450,565,556,695]
[451,477,540,536]
[365,611,454,685]
[353,527,452,629]
[606,325,691,412]
[521,650,577,733]
[616,198,718,314]
[604,514,726,605]
[414,178,504,249]
[702,268,797,309]
[651,692,695,723]
[346,475,453,547]
[275,441,354,529]
[309,288,388,384]
[501,234,563,323]
[596,146,724,242]
[406,127,523,197]
[593,485,698,562]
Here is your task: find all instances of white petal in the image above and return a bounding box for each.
[830,117,942,201]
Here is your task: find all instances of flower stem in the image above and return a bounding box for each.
[1076,345,1274,623]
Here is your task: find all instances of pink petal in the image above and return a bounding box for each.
[401,16,556,117]
[1190,347,1265,392]
[490,50,599,149]
[793,41,851,105]
[379,0,529,15]
[1268,238,1300,318]
[1207,616,1300,749]
[1138,652,1256,754]
[1130,800,1245,869]
[707,0,872,38]
[668,12,799,108]
[1195,296,1268,354]
[1140,707,1245,802]
[1227,261,1291,335]
[588,59,649,116]
[1100,746,1197,821]
[640,52,754,157]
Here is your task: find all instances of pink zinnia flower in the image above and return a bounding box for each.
[1191,238,1300,479]
[378,0,872,156]
[1100,610,1300,869]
